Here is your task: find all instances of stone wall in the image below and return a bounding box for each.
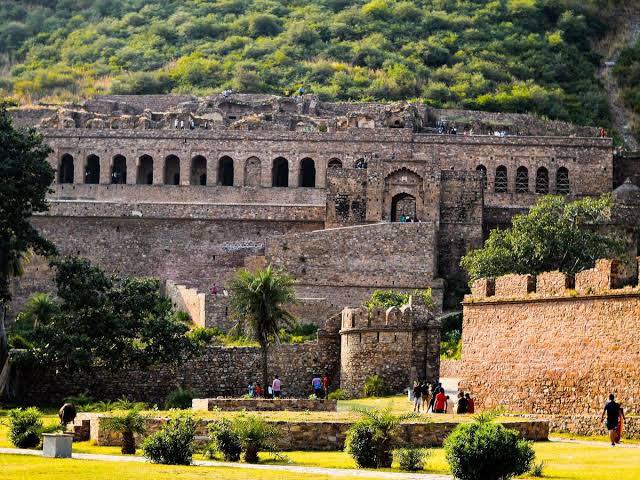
[78,413,548,450]
[192,398,337,412]
[460,260,640,416]
[15,331,341,405]
[164,280,206,327]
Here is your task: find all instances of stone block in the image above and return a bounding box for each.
[536,271,573,296]
[494,274,536,298]
[575,259,621,294]
[471,278,495,298]
[42,433,73,458]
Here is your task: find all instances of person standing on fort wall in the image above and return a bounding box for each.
[601,394,625,446]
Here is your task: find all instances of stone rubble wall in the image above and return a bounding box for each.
[461,259,640,416]
[164,280,206,327]
[192,398,337,412]
[76,413,548,450]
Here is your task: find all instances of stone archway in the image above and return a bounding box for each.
[383,168,423,221]
[391,193,417,222]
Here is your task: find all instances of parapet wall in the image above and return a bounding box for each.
[461,259,640,416]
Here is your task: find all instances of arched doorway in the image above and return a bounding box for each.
[59,154,74,184]
[272,157,289,187]
[299,158,316,187]
[111,155,127,184]
[218,156,234,186]
[244,157,261,187]
[191,156,207,185]
[137,155,154,185]
[164,155,180,185]
[391,193,417,222]
[85,155,100,184]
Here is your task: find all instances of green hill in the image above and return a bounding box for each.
[0,0,625,129]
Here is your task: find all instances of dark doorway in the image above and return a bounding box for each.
[111,155,127,184]
[218,156,234,186]
[191,156,207,185]
[59,154,74,184]
[272,157,289,187]
[164,155,180,185]
[299,158,316,187]
[85,155,100,184]
[137,155,154,185]
[391,193,416,222]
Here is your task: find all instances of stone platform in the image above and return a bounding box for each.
[192,397,337,412]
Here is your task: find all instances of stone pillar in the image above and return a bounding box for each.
[153,156,164,185]
[126,155,137,185]
[99,156,111,184]
[73,154,84,185]
[206,154,217,186]
[262,157,273,188]
[290,158,300,188]
[233,157,244,187]
[316,159,327,189]
[180,156,190,186]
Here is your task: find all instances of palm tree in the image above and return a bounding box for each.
[230,266,296,391]
[20,292,60,330]
[101,408,146,454]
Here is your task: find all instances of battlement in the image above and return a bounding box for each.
[340,295,434,332]
[466,258,640,303]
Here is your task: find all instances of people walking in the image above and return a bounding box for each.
[601,394,625,446]
[456,391,468,414]
[434,388,447,413]
[421,380,430,412]
[412,381,422,412]
[465,393,475,413]
[312,375,323,398]
[322,374,330,398]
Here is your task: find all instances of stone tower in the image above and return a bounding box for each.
[338,296,440,397]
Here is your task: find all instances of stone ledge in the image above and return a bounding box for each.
[192,398,337,412]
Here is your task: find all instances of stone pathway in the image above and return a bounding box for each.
[0,447,452,480]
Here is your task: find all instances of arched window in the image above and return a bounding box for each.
[272,157,289,187]
[515,166,529,193]
[85,155,100,184]
[137,155,154,185]
[391,193,416,222]
[535,167,549,194]
[59,154,74,184]
[476,165,487,190]
[556,167,570,195]
[191,156,207,185]
[164,155,180,185]
[218,156,234,186]
[328,158,343,169]
[355,158,368,169]
[299,158,316,187]
[494,165,508,193]
[244,157,261,187]
[111,155,127,184]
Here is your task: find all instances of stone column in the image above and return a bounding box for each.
[73,154,85,184]
[153,155,164,185]
[126,155,137,185]
[99,156,112,184]
[206,154,217,186]
[262,156,272,188]
[180,156,190,185]
[233,157,244,187]
[290,158,300,188]
[316,159,327,189]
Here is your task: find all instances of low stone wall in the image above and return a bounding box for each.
[514,414,640,440]
[77,413,548,451]
[192,398,337,412]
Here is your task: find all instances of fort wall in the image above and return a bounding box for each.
[461,259,640,416]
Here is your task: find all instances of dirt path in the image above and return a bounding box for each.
[596,7,640,150]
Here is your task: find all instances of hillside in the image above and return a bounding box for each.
[0,0,626,129]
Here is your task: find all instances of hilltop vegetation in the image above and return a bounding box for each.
[614,38,640,139]
[0,0,623,128]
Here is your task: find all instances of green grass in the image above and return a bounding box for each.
[0,454,375,480]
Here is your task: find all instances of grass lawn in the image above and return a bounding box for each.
[0,454,375,480]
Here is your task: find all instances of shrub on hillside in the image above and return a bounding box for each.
[444,417,535,480]
[142,414,196,465]
[165,387,194,409]
[327,388,349,400]
[8,408,44,449]
[363,374,387,397]
[396,447,429,471]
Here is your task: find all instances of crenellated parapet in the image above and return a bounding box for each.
[466,258,640,303]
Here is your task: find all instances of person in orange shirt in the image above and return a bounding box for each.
[434,388,447,413]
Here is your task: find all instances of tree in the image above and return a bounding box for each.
[101,408,146,454]
[230,266,296,391]
[16,293,59,330]
[0,102,55,397]
[24,257,200,374]
[461,195,625,281]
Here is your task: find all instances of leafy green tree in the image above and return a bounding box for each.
[230,266,296,390]
[0,102,55,396]
[25,257,200,373]
[16,293,59,330]
[101,408,146,454]
[461,195,624,281]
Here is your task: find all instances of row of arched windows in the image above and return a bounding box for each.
[476,165,570,195]
[57,154,332,187]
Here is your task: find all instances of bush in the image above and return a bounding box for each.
[63,392,93,406]
[142,414,196,465]
[327,388,349,400]
[444,418,535,480]
[8,408,44,449]
[232,414,279,463]
[345,422,377,468]
[208,419,242,461]
[396,447,428,471]
[346,407,415,469]
[530,461,545,477]
[8,334,33,349]
[363,374,387,397]
[165,387,194,409]
[101,408,146,455]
